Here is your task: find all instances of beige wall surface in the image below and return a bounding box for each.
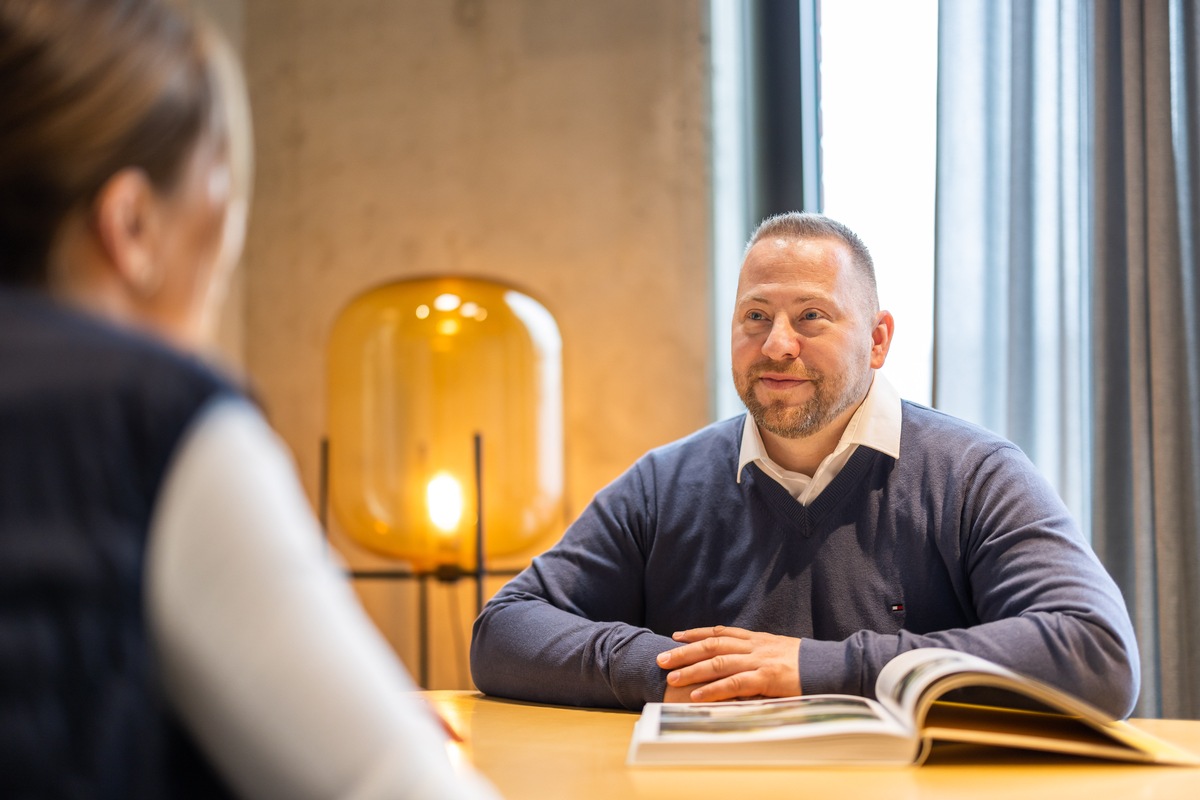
[238,0,712,686]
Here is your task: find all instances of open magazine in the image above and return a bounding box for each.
[627,647,1200,767]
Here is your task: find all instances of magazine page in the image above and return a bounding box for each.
[874,647,1014,724]
[873,648,1200,765]
[648,694,908,742]
[628,694,916,766]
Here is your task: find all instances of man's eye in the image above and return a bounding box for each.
[746,311,768,321]
[800,310,822,321]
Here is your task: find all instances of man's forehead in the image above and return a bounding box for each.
[735,235,871,314]
[748,234,846,259]
[739,237,851,284]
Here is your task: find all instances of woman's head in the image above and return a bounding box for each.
[0,0,251,347]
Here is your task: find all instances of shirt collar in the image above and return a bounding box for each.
[736,371,903,483]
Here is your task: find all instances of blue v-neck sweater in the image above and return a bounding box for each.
[471,403,1139,718]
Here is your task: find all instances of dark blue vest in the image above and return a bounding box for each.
[0,289,238,798]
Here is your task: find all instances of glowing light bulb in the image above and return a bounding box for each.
[426,472,464,534]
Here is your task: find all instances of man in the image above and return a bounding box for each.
[470,212,1139,718]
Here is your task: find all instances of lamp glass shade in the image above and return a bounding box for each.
[327,277,563,572]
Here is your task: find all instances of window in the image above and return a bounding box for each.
[820,0,938,405]
[710,0,939,415]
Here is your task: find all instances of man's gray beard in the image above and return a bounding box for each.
[742,387,830,439]
[737,371,859,440]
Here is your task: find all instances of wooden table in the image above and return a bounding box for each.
[428,690,1200,800]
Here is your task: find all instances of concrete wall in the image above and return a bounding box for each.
[196,0,247,370]
[236,0,712,687]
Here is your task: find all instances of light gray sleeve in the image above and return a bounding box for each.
[146,398,499,800]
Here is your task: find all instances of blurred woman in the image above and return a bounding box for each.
[0,1,497,797]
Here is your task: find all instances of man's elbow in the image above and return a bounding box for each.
[1110,646,1141,719]
[1087,621,1141,719]
[469,610,502,696]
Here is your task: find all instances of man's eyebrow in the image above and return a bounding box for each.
[735,294,771,306]
[736,292,832,306]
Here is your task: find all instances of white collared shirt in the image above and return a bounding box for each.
[736,372,903,505]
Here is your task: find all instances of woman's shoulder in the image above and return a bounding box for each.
[2,289,240,400]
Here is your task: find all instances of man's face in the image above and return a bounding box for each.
[731,236,884,440]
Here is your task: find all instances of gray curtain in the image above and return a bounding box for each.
[1089,0,1200,719]
[934,0,1091,525]
[935,0,1200,718]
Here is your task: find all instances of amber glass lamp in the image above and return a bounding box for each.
[326,277,563,576]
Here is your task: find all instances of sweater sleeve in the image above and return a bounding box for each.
[799,442,1141,719]
[146,398,499,800]
[470,462,676,710]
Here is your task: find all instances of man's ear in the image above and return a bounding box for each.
[869,310,895,369]
[91,168,164,297]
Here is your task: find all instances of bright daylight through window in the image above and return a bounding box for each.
[819,0,938,405]
[709,1,938,416]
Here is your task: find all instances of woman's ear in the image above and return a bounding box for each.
[91,168,164,297]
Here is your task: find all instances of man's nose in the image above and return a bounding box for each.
[762,317,800,360]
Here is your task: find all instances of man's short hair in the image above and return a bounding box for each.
[746,212,879,314]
